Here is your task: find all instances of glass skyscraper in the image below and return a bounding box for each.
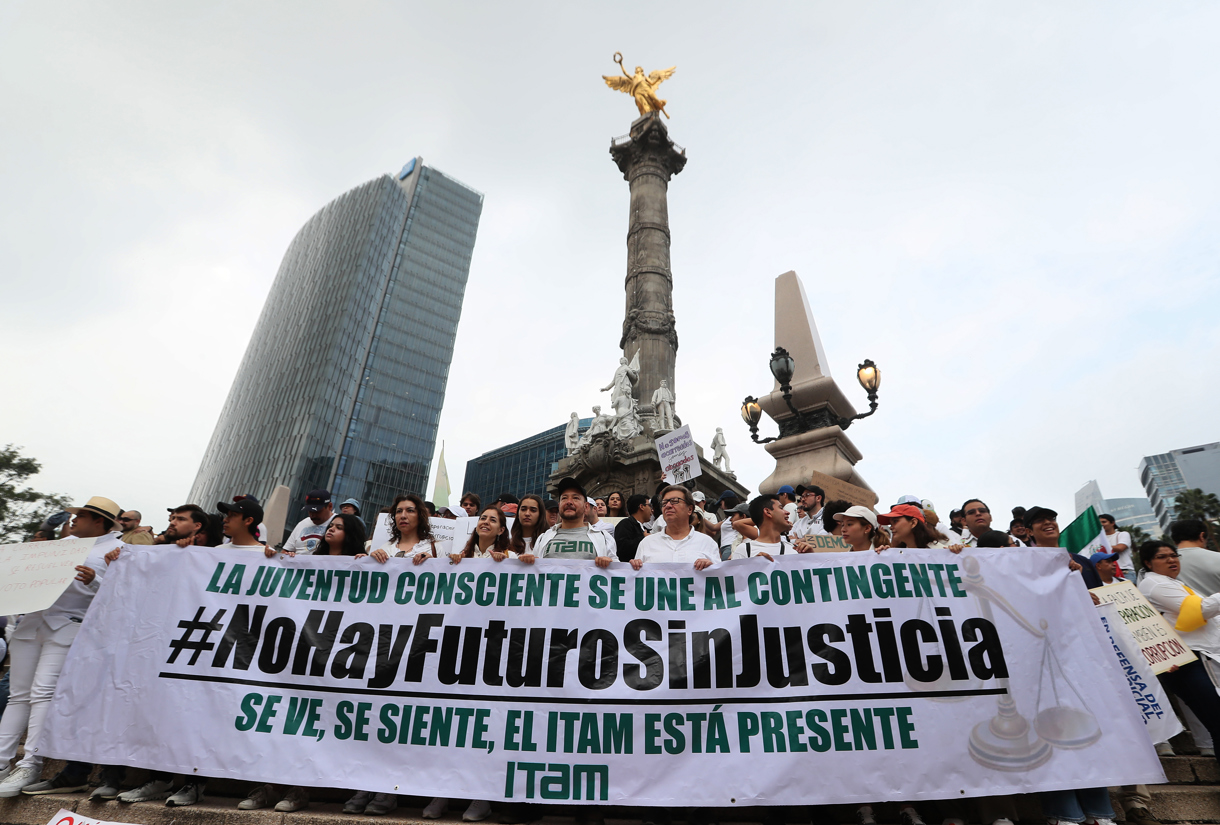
[463,419,591,505]
[189,159,483,518]
[1139,442,1220,530]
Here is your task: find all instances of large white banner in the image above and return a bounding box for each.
[44,547,1164,806]
[0,537,98,614]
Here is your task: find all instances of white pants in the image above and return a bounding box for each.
[0,617,79,771]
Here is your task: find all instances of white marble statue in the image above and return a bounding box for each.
[600,353,640,420]
[583,405,614,443]
[711,427,732,474]
[652,379,676,430]
[565,412,581,455]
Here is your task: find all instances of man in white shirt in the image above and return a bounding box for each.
[733,495,796,560]
[283,489,335,555]
[528,478,616,567]
[1100,513,1134,579]
[219,499,276,556]
[632,486,720,569]
[791,485,827,540]
[957,498,994,548]
[0,496,118,797]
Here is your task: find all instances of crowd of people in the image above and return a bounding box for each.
[2,480,1218,825]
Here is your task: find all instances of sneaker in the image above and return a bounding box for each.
[366,793,398,816]
[991,820,1015,825]
[1125,808,1159,825]
[344,791,372,814]
[119,778,174,803]
[424,798,450,819]
[238,784,276,810]
[857,807,877,825]
[901,807,927,825]
[0,767,44,798]
[464,800,493,822]
[275,786,310,813]
[22,774,90,795]
[1084,819,1115,825]
[1154,742,1176,756]
[166,781,206,807]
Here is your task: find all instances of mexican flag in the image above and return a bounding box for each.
[1060,506,1112,557]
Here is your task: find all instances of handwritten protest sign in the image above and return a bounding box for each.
[0,537,98,614]
[44,810,136,825]
[655,424,701,485]
[804,534,852,552]
[1092,579,1195,674]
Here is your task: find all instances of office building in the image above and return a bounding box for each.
[1074,480,1160,537]
[1138,442,1220,531]
[189,158,483,518]
[463,419,591,505]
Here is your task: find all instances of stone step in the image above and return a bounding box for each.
[1147,785,1220,823]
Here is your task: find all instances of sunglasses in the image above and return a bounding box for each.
[965,507,990,516]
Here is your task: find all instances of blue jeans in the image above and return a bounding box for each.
[1040,787,1112,823]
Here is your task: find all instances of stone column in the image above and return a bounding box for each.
[610,113,686,418]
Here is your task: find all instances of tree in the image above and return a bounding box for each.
[1172,488,1220,551]
[0,445,72,543]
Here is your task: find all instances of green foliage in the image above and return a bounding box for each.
[0,444,72,543]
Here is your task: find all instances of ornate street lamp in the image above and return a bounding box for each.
[740,349,881,444]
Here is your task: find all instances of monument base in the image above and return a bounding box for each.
[550,434,748,503]
[758,425,877,508]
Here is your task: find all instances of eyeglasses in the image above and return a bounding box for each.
[661,498,688,508]
[965,507,990,516]
[1152,553,1180,561]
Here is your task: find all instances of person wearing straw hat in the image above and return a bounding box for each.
[0,496,121,797]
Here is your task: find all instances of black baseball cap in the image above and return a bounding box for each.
[554,477,587,499]
[304,489,331,513]
[544,498,559,512]
[495,492,520,505]
[218,498,264,524]
[1024,506,1058,528]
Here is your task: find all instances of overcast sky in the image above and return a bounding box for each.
[3,1,1218,532]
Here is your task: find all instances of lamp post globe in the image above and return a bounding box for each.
[857,359,880,393]
[768,347,795,387]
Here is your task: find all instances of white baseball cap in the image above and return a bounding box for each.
[692,491,706,502]
[834,505,879,529]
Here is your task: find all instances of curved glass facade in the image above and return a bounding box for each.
[189,161,483,519]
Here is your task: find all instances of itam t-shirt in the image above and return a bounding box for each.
[540,527,604,560]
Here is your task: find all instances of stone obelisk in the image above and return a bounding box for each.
[610,114,686,420]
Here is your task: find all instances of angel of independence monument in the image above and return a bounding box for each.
[550,55,748,502]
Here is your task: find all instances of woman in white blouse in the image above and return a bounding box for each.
[372,493,440,565]
[1137,538,1220,765]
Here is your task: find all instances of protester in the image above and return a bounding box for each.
[732,494,795,559]
[776,485,797,507]
[339,498,367,531]
[606,491,626,518]
[976,529,1017,548]
[958,498,997,547]
[877,504,952,549]
[1026,506,1102,590]
[509,494,548,555]
[594,497,608,517]
[822,499,852,534]
[584,497,618,551]
[631,485,720,570]
[714,491,741,558]
[835,506,881,553]
[460,492,481,517]
[283,489,335,554]
[117,510,154,545]
[614,494,652,563]
[1137,539,1220,767]
[544,498,559,527]
[1093,551,1121,585]
[791,485,826,539]
[218,499,274,556]
[152,504,210,547]
[949,509,965,536]
[1099,514,1132,578]
[452,506,514,561]
[319,514,366,556]
[527,479,615,567]
[374,493,439,563]
[1170,519,1220,596]
[0,496,119,797]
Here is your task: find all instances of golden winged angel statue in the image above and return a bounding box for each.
[603,52,676,118]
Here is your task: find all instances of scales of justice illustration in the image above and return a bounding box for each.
[905,556,1102,770]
